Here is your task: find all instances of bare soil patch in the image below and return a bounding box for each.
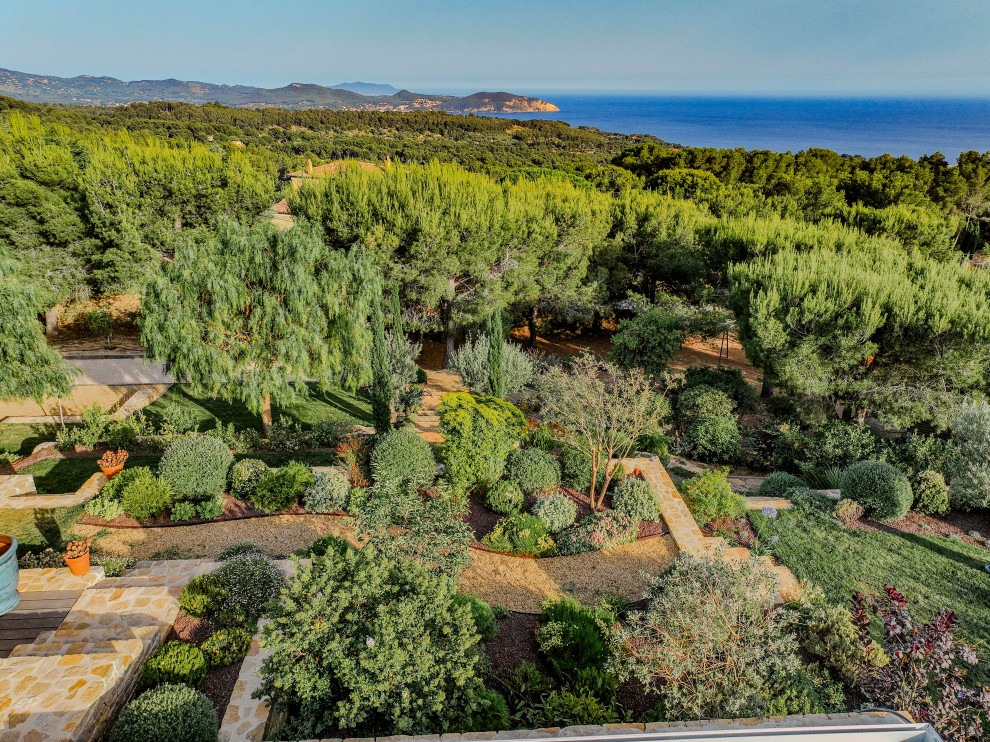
[849,509,990,549]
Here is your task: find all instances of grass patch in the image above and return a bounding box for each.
[0,423,67,456]
[750,507,990,685]
[0,504,86,553]
[144,383,373,431]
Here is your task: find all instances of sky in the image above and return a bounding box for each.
[1,0,988,96]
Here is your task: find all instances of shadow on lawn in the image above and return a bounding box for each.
[869,520,989,573]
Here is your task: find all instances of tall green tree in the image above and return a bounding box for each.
[389,281,404,337]
[0,257,78,404]
[370,291,393,433]
[486,309,505,399]
[139,219,374,436]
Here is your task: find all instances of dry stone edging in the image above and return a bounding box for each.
[0,472,106,509]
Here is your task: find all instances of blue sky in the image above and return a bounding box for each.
[1,0,987,96]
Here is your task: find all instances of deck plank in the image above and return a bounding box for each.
[0,588,82,658]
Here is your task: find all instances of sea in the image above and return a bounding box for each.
[478,95,990,160]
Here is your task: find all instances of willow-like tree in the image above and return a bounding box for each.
[486,309,505,399]
[140,219,374,436]
[370,292,393,433]
[0,257,78,405]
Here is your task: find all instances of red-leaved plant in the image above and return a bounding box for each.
[852,586,990,742]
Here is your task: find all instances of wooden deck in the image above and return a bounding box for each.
[0,589,81,658]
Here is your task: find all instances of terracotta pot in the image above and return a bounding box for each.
[64,551,90,577]
[99,462,125,479]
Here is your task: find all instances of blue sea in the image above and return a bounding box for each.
[479,95,990,160]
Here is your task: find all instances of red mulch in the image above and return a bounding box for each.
[165,613,244,720]
[848,509,990,549]
[78,493,312,528]
[702,516,759,548]
[463,485,668,543]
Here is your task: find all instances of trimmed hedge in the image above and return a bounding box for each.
[612,478,660,522]
[505,448,561,495]
[839,461,913,522]
[110,684,218,742]
[370,429,436,489]
[141,641,207,689]
[158,436,234,502]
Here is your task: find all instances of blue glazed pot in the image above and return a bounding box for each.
[0,535,20,616]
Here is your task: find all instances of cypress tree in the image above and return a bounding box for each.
[371,291,393,434]
[389,282,404,337]
[487,309,505,398]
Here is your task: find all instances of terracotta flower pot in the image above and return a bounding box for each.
[99,462,125,479]
[64,552,90,577]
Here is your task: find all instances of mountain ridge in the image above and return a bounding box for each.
[0,68,559,113]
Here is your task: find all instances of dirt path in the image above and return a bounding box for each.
[75,514,677,613]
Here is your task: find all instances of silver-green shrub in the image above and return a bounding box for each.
[450,333,534,395]
[303,469,351,513]
[948,400,990,510]
[531,493,577,533]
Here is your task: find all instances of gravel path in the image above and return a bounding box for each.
[75,515,678,613]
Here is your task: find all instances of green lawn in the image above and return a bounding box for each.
[750,507,990,686]
[143,383,373,431]
[0,423,66,456]
[0,504,87,553]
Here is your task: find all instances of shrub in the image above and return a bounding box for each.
[787,487,839,514]
[121,476,173,520]
[538,689,619,726]
[211,553,286,627]
[370,429,435,489]
[617,552,833,721]
[634,431,672,463]
[688,414,741,462]
[84,494,125,521]
[196,495,225,520]
[99,466,153,502]
[268,416,304,452]
[293,533,353,559]
[104,420,139,451]
[559,447,605,494]
[531,493,577,532]
[889,433,956,482]
[526,423,559,452]
[840,461,912,522]
[467,688,511,732]
[416,367,428,384]
[170,501,197,522]
[505,448,561,495]
[833,498,864,525]
[255,548,485,738]
[217,542,271,561]
[179,575,224,619]
[612,478,660,522]
[536,596,614,676]
[453,592,497,639]
[484,480,524,515]
[804,421,879,470]
[438,393,527,496]
[948,400,990,510]
[201,627,253,667]
[556,510,639,555]
[141,641,208,689]
[110,684,218,742]
[308,419,351,448]
[449,333,534,396]
[302,469,351,513]
[158,435,234,502]
[229,459,270,500]
[683,366,758,409]
[680,469,745,526]
[912,470,950,516]
[677,384,735,428]
[251,462,313,513]
[609,308,686,378]
[758,471,807,500]
[93,553,135,577]
[482,514,556,556]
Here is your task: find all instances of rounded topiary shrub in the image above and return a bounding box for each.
[453,592,497,639]
[179,574,224,619]
[485,480,524,515]
[158,436,234,502]
[201,626,253,667]
[839,461,913,522]
[251,461,313,513]
[679,469,745,526]
[121,476,173,520]
[370,429,436,489]
[505,448,561,495]
[229,459,270,501]
[110,684,218,742]
[141,641,208,689]
[211,553,286,627]
[302,469,351,513]
[678,384,735,427]
[911,470,950,516]
[612,478,661,522]
[531,493,578,533]
[757,471,808,500]
[688,414,741,463]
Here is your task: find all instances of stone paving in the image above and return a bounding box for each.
[413,369,469,442]
[219,621,273,742]
[0,472,106,510]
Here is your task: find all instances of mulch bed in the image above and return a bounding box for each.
[165,613,243,720]
[702,516,759,548]
[848,509,990,549]
[463,485,669,544]
[78,493,317,528]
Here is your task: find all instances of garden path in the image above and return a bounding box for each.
[411,368,468,442]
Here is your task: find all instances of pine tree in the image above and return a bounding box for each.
[486,309,505,398]
[371,291,393,434]
[389,282,404,337]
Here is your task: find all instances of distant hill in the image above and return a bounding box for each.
[332,81,401,96]
[0,68,559,113]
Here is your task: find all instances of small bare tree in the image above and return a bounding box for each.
[532,353,666,509]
